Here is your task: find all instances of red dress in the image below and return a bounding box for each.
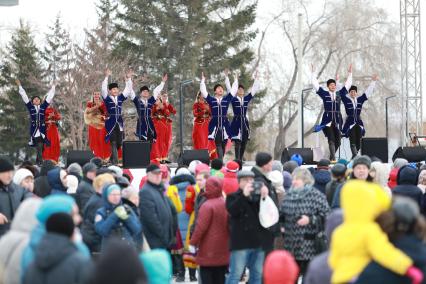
[192,102,214,156]
[42,107,61,162]
[85,101,122,160]
[151,102,176,163]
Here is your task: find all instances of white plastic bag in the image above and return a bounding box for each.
[259,195,279,228]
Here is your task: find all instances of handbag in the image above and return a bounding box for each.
[259,195,279,228]
[313,216,327,254]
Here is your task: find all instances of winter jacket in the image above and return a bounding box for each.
[355,235,426,284]
[190,177,229,266]
[169,174,195,240]
[251,166,279,253]
[81,193,103,253]
[122,198,144,251]
[222,171,239,196]
[94,190,141,250]
[313,169,331,195]
[33,161,56,197]
[23,233,91,284]
[47,168,67,195]
[280,185,330,261]
[325,180,344,206]
[388,168,399,189]
[393,165,423,208]
[0,198,41,284]
[75,177,95,211]
[0,182,32,236]
[226,189,264,251]
[139,181,174,249]
[329,180,413,283]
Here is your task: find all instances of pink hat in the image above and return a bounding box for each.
[195,163,210,176]
[264,250,299,284]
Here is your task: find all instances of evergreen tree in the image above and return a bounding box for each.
[115,0,258,158]
[0,20,46,162]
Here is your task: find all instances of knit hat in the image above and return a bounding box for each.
[263,250,299,284]
[12,168,33,185]
[225,161,239,173]
[83,162,97,176]
[90,157,103,168]
[108,165,123,177]
[317,158,330,169]
[331,163,347,177]
[36,195,75,224]
[0,156,14,173]
[256,152,273,167]
[46,212,75,238]
[290,154,303,166]
[237,170,255,180]
[195,163,210,176]
[67,163,83,177]
[210,159,223,170]
[282,161,298,174]
[282,171,292,190]
[393,158,409,169]
[176,167,191,176]
[121,185,139,200]
[188,160,202,175]
[352,155,372,169]
[392,196,420,232]
[336,158,349,166]
[272,160,283,172]
[140,249,172,284]
[104,183,121,198]
[268,170,284,188]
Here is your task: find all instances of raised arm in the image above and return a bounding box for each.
[101,69,111,99]
[365,75,378,97]
[153,73,167,100]
[16,80,29,104]
[230,73,238,96]
[249,70,260,96]
[311,64,320,92]
[200,72,208,98]
[344,64,353,92]
[224,69,232,94]
[45,83,56,104]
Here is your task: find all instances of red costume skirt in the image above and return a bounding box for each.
[88,126,122,160]
[42,123,60,162]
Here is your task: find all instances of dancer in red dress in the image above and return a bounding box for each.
[85,91,122,162]
[192,92,214,157]
[42,106,61,162]
[151,92,176,164]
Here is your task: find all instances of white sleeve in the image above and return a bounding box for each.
[122,78,133,98]
[344,72,353,92]
[130,89,136,100]
[336,81,344,91]
[311,73,320,91]
[101,77,108,99]
[200,79,208,98]
[230,77,238,97]
[18,85,30,104]
[364,81,376,97]
[225,76,232,94]
[249,79,260,96]
[45,86,56,103]
[153,81,165,100]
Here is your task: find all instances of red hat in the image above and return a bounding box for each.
[195,163,210,176]
[264,250,299,284]
[225,161,239,173]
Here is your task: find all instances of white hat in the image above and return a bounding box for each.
[13,168,33,186]
[108,165,123,177]
[176,167,192,176]
[188,160,202,175]
[268,170,283,187]
[66,175,79,194]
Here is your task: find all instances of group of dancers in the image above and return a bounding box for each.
[312,64,377,161]
[17,64,375,165]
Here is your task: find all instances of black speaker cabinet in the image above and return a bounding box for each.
[361,137,388,162]
[281,148,314,165]
[66,150,95,167]
[180,150,210,166]
[392,146,426,163]
[123,141,151,169]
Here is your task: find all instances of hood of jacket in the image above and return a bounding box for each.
[341,180,391,224]
[169,174,196,186]
[397,165,419,185]
[39,160,57,176]
[102,184,122,209]
[11,198,42,233]
[314,170,331,185]
[33,232,77,270]
[205,177,223,199]
[47,168,67,192]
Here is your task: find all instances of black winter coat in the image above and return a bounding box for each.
[75,177,95,211]
[81,193,103,253]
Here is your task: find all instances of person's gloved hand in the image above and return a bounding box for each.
[406,266,423,284]
[189,245,196,254]
[114,206,129,220]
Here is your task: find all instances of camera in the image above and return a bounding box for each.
[251,181,264,200]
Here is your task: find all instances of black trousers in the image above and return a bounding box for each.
[200,266,227,284]
[297,260,310,283]
[234,128,249,161]
[349,124,362,159]
[33,136,44,165]
[215,129,227,160]
[323,123,341,160]
[109,126,123,165]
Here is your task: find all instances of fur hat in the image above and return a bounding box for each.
[256,152,273,167]
[349,85,358,92]
[326,79,336,86]
[108,83,119,90]
[0,156,14,173]
[353,155,372,169]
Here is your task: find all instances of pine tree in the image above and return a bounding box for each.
[0,20,46,162]
[115,0,258,159]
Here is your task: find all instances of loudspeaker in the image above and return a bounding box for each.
[123,141,151,169]
[281,148,314,165]
[180,150,210,166]
[392,146,426,162]
[361,137,388,162]
[66,150,95,167]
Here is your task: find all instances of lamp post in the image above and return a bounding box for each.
[179,79,193,156]
[385,95,397,142]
